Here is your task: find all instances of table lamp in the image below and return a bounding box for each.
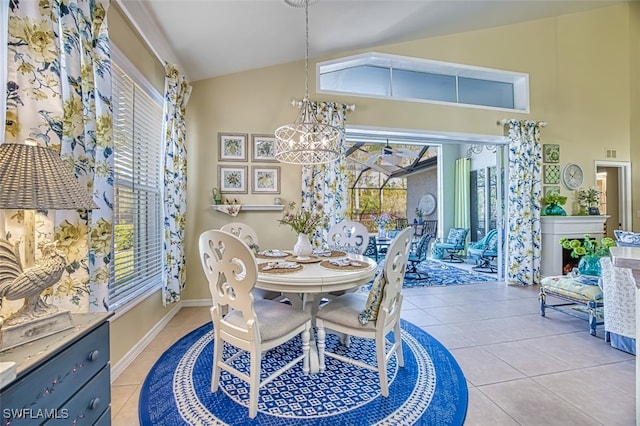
[0,141,98,351]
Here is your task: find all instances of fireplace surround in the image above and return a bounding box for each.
[540,215,609,277]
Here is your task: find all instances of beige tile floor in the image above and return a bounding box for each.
[111,281,635,425]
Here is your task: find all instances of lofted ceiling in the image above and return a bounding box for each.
[117,0,626,82]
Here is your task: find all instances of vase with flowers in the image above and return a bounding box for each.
[542,192,567,216]
[278,202,327,259]
[576,187,601,215]
[559,234,616,276]
[372,213,392,238]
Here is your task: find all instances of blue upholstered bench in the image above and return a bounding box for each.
[540,275,603,336]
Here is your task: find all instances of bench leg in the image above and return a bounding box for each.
[539,292,546,317]
[588,301,598,336]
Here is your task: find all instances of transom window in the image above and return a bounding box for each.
[318,52,529,112]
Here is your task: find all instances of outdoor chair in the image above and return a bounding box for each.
[406,233,435,280]
[432,227,469,263]
[327,220,369,254]
[395,217,408,230]
[198,230,311,419]
[316,228,413,396]
[468,229,498,273]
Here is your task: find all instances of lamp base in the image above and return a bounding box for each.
[0,310,73,352]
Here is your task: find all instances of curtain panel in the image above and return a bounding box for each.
[454,157,471,254]
[504,119,543,285]
[3,0,113,316]
[300,101,351,247]
[162,64,192,305]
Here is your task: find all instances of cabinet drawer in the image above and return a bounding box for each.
[44,365,110,425]
[1,322,109,425]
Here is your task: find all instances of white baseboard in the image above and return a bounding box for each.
[181,298,212,308]
[110,298,212,381]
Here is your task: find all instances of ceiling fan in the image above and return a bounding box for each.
[365,141,418,167]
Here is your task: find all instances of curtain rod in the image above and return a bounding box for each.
[291,99,356,111]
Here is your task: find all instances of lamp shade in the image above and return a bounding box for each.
[0,143,98,210]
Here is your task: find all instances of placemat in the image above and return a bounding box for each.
[258,263,303,274]
[319,260,370,271]
[256,250,289,259]
[285,255,322,264]
[313,250,347,258]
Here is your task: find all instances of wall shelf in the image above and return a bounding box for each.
[211,204,284,212]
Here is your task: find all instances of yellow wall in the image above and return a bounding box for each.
[631,2,640,232]
[107,4,173,366]
[183,3,638,302]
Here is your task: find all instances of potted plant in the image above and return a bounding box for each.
[576,187,601,215]
[542,192,568,216]
[415,208,424,223]
[559,234,616,276]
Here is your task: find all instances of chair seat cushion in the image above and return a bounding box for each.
[541,276,603,302]
[224,299,310,342]
[317,293,377,330]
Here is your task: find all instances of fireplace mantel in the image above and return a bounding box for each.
[540,215,609,277]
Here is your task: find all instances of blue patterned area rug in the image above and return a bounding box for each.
[139,320,468,425]
[404,259,495,288]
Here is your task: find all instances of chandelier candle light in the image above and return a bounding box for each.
[274,0,342,164]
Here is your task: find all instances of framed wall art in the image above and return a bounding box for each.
[543,186,561,198]
[543,165,560,184]
[542,144,560,163]
[218,165,248,193]
[218,133,248,161]
[251,166,280,194]
[251,134,278,162]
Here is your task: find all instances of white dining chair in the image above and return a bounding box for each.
[316,227,412,396]
[198,230,311,419]
[220,222,260,251]
[326,220,369,254]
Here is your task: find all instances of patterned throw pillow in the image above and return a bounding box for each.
[614,230,640,247]
[358,272,387,325]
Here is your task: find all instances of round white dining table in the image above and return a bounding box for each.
[255,252,378,373]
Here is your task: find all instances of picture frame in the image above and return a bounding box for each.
[251,166,280,194]
[251,134,279,162]
[543,144,560,163]
[218,133,248,161]
[543,186,561,198]
[218,165,248,193]
[543,165,560,184]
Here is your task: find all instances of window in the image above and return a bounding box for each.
[318,52,529,112]
[110,47,163,310]
[470,167,498,242]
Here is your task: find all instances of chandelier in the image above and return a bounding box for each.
[274,0,342,164]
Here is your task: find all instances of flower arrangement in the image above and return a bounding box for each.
[415,208,424,220]
[543,192,567,206]
[278,202,327,236]
[372,213,392,228]
[560,234,616,258]
[576,187,601,208]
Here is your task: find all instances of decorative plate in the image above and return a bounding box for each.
[418,193,437,216]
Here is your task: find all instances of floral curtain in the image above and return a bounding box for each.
[454,157,470,254]
[3,0,112,316]
[162,64,192,305]
[504,119,543,285]
[300,101,350,247]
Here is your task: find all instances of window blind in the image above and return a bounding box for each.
[109,62,163,310]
